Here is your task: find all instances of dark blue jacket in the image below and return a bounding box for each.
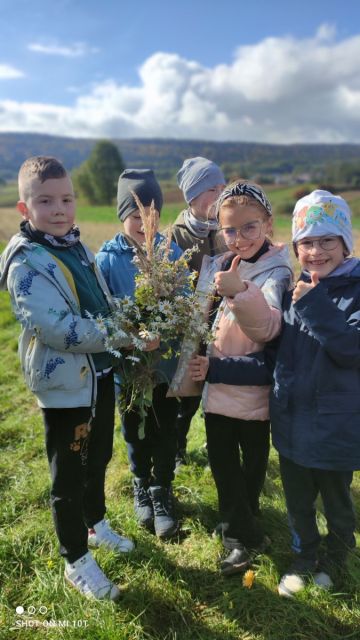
[208,263,360,471]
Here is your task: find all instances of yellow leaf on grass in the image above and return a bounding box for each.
[242,569,255,589]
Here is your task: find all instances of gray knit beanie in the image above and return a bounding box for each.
[177,157,225,204]
[117,169,163,221]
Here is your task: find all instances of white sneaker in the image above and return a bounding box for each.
[313,571,333,590]
[65,552,121,601]
[88,519,135,553]
[278,572,306,597]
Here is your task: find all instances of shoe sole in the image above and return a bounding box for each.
[221,560,251,576]
[137,518,154,531]
[156,524,179,539]
[64,574,121,602]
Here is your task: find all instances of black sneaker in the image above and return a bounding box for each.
[220,546,251,576]
[133,478,154,530]
[148,485,178,539]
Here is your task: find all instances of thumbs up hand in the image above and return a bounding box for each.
[292,272,320,303]
[214,255,247,297]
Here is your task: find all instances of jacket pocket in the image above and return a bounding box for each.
[317,392,360,414]
[23,334,89,393]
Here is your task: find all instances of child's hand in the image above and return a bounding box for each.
[188,355,209,381]
[292,272,320,303]
[143,336,161,351]
[214,255,247,297]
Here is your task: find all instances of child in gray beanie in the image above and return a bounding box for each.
[117,169,163,221]
[172,157,226,468]
[96,168,183,540]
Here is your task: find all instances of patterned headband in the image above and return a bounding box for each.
[216,182,272,218]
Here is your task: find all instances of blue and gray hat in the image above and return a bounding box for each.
[292,190,353,254]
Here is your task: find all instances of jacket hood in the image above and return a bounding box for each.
[98,232,132,255]
[98,231,165,255]
[0,233,29,291]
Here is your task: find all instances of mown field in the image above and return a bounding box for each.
[1,186,360,640]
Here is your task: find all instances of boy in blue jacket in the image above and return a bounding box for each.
[0,157,142,601]
[189,190,359,596]
[96,169,183,539]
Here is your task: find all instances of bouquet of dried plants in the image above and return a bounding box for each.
[88,194,214,438]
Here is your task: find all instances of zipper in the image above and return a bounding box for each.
[86,353,97,417]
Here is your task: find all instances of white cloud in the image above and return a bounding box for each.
[2,26,360,142]
[0,64,24,79]
[28,42,99,57]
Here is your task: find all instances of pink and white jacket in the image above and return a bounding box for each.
[202,244,293,420]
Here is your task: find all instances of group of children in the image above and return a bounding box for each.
[0,152,358,602]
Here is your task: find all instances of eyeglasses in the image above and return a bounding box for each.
[219,220,264,242]
[296,237,341,252]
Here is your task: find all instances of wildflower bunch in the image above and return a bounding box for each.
[89,194,213,437]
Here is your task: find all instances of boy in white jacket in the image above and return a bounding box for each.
[0,157,157,600]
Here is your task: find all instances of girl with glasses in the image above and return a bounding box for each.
[190,180,293,576]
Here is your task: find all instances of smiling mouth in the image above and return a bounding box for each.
[308,259,328,265]
[236,245,252,251]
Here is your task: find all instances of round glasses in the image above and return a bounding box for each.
[219,220,264,243]
[296,236,341,253]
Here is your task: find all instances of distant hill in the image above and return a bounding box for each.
[1,132,360,181]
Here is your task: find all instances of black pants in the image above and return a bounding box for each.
[205,413,270,549]
[122,383,179,486]
[175,395,201,453]
[42,373,115,563]
[279,455,356,563]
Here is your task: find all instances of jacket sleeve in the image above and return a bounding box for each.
[207,350,274,385]
[225,267,291,343]
[9,260,129,353]
[225,283,280,342]
[295,283,360,368]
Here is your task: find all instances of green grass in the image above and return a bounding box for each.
[73,187,360,230]
[0,182,18,208]
[76,203,181,227]
[1,293,360,639]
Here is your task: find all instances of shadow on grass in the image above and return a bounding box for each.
[185,446,209,468]
[116,532,359,640]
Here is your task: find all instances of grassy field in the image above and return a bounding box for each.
[0,288,360,640]
[1,190,360,639]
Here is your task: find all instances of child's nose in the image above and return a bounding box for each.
[310,242,323,253]
[53,201,65,214]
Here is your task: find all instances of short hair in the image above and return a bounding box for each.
[18,156,67,201]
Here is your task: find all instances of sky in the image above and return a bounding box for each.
[1,0,360,144]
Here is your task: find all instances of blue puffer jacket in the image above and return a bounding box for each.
[96,232,184,384]
[270,263,360,471]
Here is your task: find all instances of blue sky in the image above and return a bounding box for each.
[1,0,360,142]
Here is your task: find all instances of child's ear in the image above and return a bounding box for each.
[17,201,30,220]
[265,215,273,238]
